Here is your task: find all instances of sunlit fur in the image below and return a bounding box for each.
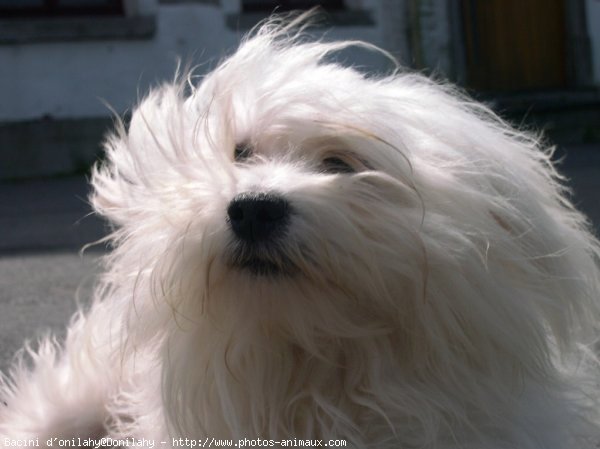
[2,14,600,449]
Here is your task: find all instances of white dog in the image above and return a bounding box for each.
[2,14,600,449]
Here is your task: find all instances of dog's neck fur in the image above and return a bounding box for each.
[102,256,587,448]
[157,305,554,449]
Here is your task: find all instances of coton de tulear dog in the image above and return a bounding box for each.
[2,13,600,449]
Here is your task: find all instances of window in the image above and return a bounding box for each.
[242,0,345,13]
[0,0,124,18]
[227,0,372,30]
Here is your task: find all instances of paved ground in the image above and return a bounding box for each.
[0,253,100,373]
[0,176,106,373]
[0,144,599,373]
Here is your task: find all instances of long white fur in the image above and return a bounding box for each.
[2,13,600,449]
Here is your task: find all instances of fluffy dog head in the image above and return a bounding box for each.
[92,14,600,448]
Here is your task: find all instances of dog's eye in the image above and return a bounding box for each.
[234,143,253,162]
[321,156,355,174]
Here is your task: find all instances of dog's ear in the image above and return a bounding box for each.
[90,131,141,227]
[90,85,196,227]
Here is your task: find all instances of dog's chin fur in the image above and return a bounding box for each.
[2,12,600,449]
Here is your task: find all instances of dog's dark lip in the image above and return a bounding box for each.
[227,241,296,277]
[234,257,287,276]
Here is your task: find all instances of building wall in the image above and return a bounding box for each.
[2,1,599,124]
[0,1,598,179]
[586,0,600,83]
[0,1,390,123]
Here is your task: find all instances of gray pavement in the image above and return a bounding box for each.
[0,175,107,372]
[0,252,100,373]
[0,144,599,373]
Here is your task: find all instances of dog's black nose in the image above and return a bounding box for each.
[227,193,290,242]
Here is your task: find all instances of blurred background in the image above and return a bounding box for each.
[0,0,599,370]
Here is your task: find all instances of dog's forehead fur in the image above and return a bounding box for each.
[126,32,429,173]
[122,27,544,200]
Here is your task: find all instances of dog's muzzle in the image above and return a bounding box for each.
[226,192,293,276]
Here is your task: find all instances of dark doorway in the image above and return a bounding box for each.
[461,0,567,91]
